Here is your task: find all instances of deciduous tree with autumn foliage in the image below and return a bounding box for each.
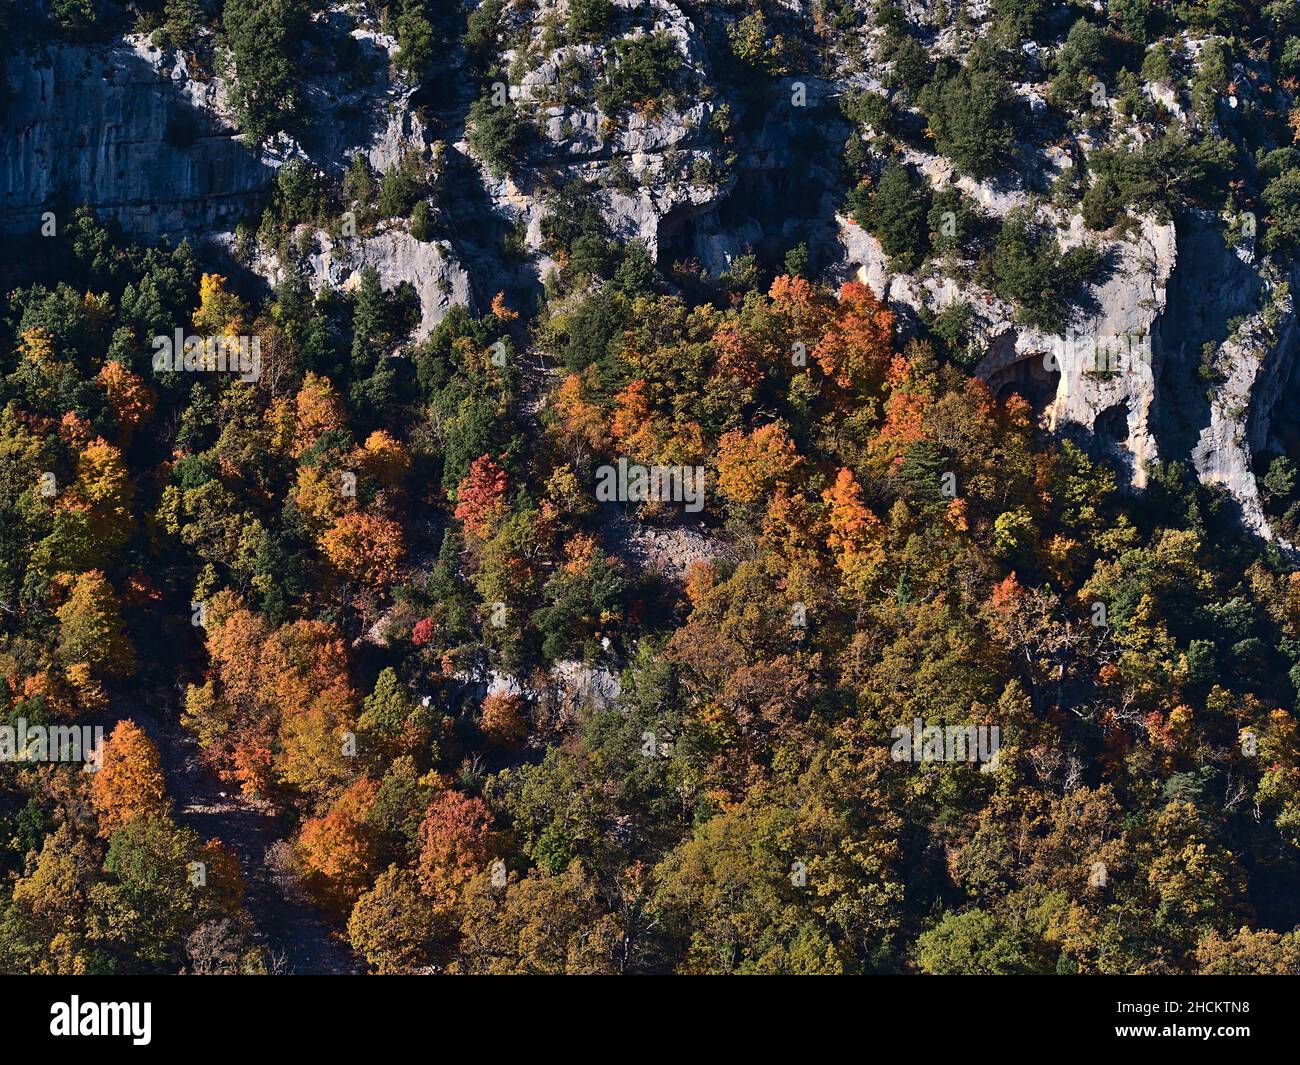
[2,132,1299,985]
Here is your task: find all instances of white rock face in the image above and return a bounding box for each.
[0,37,274,239]
[837,160,1300,536]
[287,228,474,341]
[10,7,1300,546]
[482,661,622,725]
[1191,268,1300,547]
[475,0,725,265]
[1,21,474,333]
[1020,216,1177,490]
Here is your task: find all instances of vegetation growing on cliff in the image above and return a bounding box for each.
[3,0,1300,979]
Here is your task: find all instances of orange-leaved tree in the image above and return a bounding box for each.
[96,361,155,441]
[480,691,528,748]
[293,372,348,457]
[813,281,895,395]
[297,777,381,913]
[454,455,509,541]
[90,719,169,837]
[416,790,493,916]
[716,421,804,508]
[320,511,405,591]
[822,467,886,597]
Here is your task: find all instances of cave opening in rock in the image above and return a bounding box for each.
[656,96,845,280]
[986,354,1060,419]
[659,164,827,279]
[1096,401,1131,445]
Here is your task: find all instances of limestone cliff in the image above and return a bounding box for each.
[1,35,272,239]
[6,1,1299,545]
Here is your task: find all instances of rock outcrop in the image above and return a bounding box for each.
[259,227,474,340]
[1190,263,1300,546]
[839,153,1294,544]
[0,36,273,239]
[8,2,1300,545]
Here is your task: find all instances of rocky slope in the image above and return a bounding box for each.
[4,1,1298,544]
